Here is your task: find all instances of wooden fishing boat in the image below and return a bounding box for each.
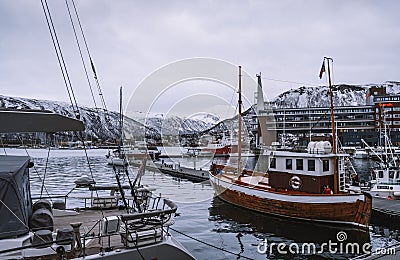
[209,60,372,229]
[209,146,372,229]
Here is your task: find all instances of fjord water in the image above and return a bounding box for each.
[3,148,399,259]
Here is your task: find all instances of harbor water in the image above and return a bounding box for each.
[3,148,400,259]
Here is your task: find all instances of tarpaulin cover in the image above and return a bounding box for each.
[0,155,32,239]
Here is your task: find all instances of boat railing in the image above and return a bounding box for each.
[211,163,268,177]
[375,181,400,185]
[31,195,68,208]
[74,197,178,256]
[32,185,159,210]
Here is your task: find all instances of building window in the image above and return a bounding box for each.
[296,159,303,170]
[323,160,329,171]
[308,160,315,171]
[286,159,292,170]
[270,158,276,168]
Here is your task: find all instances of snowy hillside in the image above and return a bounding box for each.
[0,95,144,140]
[143,114,220,136]
[271,81,400,108]
[382,81,400,94]
[0,95,220,141]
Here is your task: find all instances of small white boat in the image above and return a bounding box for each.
[362,126,400,199]
[369,165,400,199]
[200,136,231,156]
[353,148,368,159]
[106,149,128,166]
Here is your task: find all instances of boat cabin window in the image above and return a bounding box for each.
[308,159,315,171]
[296,159,303,170]
[286,159,292,170]
[323,160,329,172]
[378,171,383,178]
[270,158,276,168]
[389,171,395,179]
[396,171,399,180]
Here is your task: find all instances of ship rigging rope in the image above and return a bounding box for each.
[75,131,106,219]
[310,109,330,131]
[258,75,320,88]
[169,227,253,260]
[39,144,52,198]
[40,0,80,119]
[0,200,58,254]
[41,0,105,219]
[64,0,98,110]
[70,0,111,123]
[17,134,53,201]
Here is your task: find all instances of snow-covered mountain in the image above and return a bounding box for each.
[0,95,220,141]
[143,114,220,136]
[270,81,400,108]
[2,81,400,142]
[0,95,143,140]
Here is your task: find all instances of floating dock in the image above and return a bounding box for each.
[371,196,400,227]
[131,161,209,182]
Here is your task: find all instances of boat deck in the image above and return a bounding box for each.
[53,207,170,256]
[53,208,122,231]
[54,208,125,252]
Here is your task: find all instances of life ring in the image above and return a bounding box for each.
[289,176,302,190]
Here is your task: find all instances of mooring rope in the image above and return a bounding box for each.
[169,227,253,260]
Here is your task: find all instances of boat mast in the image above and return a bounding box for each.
[238,66,242,174]
[119,86,124,150]
[325,57,338,194]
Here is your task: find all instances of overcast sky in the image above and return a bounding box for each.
[1,0,399,113]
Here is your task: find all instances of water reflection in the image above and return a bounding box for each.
[4,148,399,259]
[209,197,370,259]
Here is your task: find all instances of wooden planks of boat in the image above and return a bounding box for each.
[209,164,372,230]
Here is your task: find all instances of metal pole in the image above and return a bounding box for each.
[326,57,338,193]
[238,66,242,174]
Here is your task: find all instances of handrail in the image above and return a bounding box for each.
[120,199,177,222]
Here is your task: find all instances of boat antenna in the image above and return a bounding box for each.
[238,66,242,174]
[325,57,339,194]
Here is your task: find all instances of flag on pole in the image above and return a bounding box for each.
[319,61,325,79]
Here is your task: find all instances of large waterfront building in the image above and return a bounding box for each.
[248,86,400,147]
